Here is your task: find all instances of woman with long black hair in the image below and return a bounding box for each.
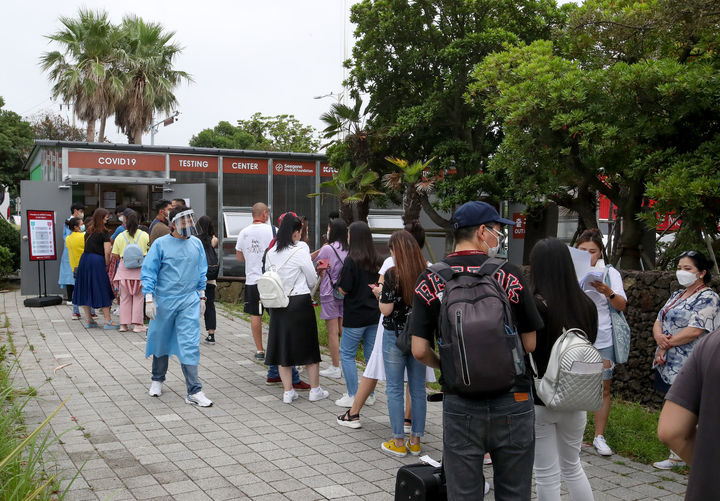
[73,209,118,330]
[530,238,598,501]
[314,218,349,378]
[335,221,383,407]
[197,216,219,345]
[264,214,328,404]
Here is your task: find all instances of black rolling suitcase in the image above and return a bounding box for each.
[394,462,447,500]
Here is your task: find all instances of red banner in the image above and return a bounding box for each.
[273,161,315,177]
[27,211,57,261]
[512,213,526,240]
[320,163,337,178]
[169,155,218,172]
[69,151,165,171]
[223,158,268,175]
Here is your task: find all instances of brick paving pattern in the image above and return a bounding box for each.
[3,290,687,500]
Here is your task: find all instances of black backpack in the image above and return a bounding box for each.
[432,258,526,395]
[202,237,219,281]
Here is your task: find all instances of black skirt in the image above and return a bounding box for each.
[265,294,321,367]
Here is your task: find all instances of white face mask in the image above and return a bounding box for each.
[676,270,700,287]
[119,215,124,223]
[483,227,506,258]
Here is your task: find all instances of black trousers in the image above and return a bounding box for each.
[204,284,216,332]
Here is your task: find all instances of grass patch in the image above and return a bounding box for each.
[584,398,686,470]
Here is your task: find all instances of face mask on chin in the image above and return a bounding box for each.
[676,270,700,287]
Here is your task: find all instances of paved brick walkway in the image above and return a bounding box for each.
[3,290,687,500]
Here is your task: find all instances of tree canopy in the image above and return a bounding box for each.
[29,111,85,141]
[189,113,320,153]
[0,97,34,193]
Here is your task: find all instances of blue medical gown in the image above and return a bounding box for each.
[141,235,207,365]
[58,219,74,288]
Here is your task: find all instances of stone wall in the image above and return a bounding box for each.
[216,279,244,305]
[612,270,720,408]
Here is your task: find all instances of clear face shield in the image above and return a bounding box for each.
[171,209,201,238]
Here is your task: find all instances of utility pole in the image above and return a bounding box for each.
[150,111,180,145]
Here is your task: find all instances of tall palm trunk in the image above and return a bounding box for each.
[86,119,96,142]
[98,115,107,142]
[133,128,143,145]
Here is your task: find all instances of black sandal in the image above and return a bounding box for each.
[337,410,362,429]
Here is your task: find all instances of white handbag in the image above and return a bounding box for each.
[530,328,604,412]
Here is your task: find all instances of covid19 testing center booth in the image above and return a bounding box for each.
[20,141,342,296]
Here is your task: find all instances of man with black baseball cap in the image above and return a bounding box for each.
[409,201,543,500]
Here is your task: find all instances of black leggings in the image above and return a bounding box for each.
[204,284,216,332]
[66,284,74,303]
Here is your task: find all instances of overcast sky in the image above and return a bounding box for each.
[1,0,359,148]
[1,0,574,149]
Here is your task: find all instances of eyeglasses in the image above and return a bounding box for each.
[679,251,699,258]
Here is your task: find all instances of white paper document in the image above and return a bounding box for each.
[568,245,607,290]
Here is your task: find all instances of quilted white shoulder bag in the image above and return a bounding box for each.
[530,328,604,412]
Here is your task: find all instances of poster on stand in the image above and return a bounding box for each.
[27,210,57,261]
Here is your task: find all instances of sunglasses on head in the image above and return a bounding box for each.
[679,251,699,258]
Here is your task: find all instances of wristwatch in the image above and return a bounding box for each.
[609,293,616,300]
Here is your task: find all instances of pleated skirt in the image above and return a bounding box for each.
[73,253,115,309]
[265,294,321,367]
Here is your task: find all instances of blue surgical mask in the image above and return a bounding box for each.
[80,225,86,232]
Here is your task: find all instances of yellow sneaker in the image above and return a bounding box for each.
[381,439,407,457]
[406,440,421,456]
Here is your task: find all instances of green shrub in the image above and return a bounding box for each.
[0,219,20,272]
[0,247,13,279]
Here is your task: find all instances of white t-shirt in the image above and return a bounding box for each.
[379,256,394,276]
[585,266,627,350]
[265,243,317,296]
[236,223,274,285]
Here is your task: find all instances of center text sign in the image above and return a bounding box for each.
[69,151,165,171]
[223,159,268,175]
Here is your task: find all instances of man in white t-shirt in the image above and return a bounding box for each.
[236,203,274,361]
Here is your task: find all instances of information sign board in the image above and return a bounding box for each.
[27,210,57,261]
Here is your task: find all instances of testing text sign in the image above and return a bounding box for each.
[27,211,57,261]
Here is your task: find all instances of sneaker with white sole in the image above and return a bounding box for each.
[186,391,213,407]
[366,394,376,406]
[283,390,298,404]
[406,440,421,456]
[335,393,355,407]
[485,482,490,495]
[309,388,329,402]
[319,366,342,378]
[593,435,612,456]
[653,459,686,470]
[382,439,407,457]
[148,381,163,397]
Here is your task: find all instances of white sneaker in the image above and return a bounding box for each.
[66,301,73,306]
[319,366,342,379]
[186,391,213,407]
[335,393,355,408]
[283,390,298,404]
[309,388,329,402]
[593,435,612,456]
[148,381,163,397]
[112,306,120,316]
[653,459,686,470]
[366,394,376,406]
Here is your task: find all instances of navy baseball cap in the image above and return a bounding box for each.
[451,201,515,229]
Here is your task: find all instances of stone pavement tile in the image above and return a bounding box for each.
[604,487,647,500]
[153,470,191,484]
[240,481,280,497]
[657,494,684,501]
[204,486,248,501]
[603,473,647,488]
[64,488,99,501]
[122,475,161,489]
[298,475,338,489]
[360,492,394,501]
[345,480,383,496]
[213,464,249,477]
[586,492,622,501]
[630,483,673,499]
[226,473,263,487]
[171,491,213,501]
[184,466,221,482]
[163,479,201,495]
[269,478,307,494]
[129,484,168,500]
[144,462,180,475]
[192,476,233,491]
[589,476,622,492]
[284,488,325,501]
[314,485,355,499]
[652,481,687,494]
[284,465,322,479]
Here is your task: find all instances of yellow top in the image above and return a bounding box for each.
[111,230,150,257]
[65,232,85,270]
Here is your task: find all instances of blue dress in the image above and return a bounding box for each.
[58,218,74,288]
[142,235,207,365]
[655,288,720,385]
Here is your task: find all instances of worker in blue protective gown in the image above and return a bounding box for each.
[141,206,213,407]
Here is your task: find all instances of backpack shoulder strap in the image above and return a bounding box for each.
[329,244,344,264]
[121,231,130,245]
[429,262,455,284]
[478,257,505,277]
[274,247,302,272]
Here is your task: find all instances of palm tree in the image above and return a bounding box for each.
[113,16,192,144]
[40,9,123,142]
[383,157,438,224]
[309,163,383,225]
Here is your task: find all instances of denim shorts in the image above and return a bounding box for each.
[597,346,615,380]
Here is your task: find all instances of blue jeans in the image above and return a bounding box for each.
[267,365,301,384]
[152,355,202,396]
[340,324,376,397]
[443,392,535,500]
[383,328,426,439]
